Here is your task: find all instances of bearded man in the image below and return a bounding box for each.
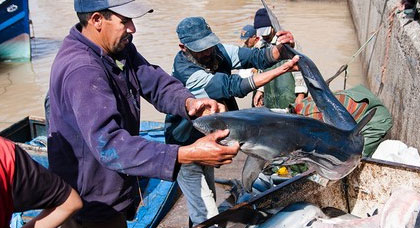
[165,16,299,226]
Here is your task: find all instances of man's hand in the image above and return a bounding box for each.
[252,55,300,88]
[275,30,295,47]
[178,129,240,166]
[279,55,300,73]
[185,98,226,117]
[272,30,295,60]
[253,90,264,107]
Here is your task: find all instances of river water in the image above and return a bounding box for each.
[0,0,364,131]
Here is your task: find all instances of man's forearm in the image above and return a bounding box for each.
[252,66,285,88]
[271,44,284,61]
[22,189,82,228]
[252,55,299,88]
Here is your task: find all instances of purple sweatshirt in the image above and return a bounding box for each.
[48,24,194,221]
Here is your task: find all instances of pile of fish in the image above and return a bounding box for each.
[256,188,420,228]
[193,36,376,193]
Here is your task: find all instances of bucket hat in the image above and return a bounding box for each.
[176,17,220,52]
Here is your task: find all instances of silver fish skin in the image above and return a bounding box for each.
[193,107,375,192]
[255,202,326,228]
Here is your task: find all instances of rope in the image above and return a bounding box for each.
[326,0,394,90]
[326,23,382,88]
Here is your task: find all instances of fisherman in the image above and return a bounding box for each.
[165,16,299,226]
[239,24,260,48]
[253,8,307,108]
[293,84,393,157]
[48,1,241,227]
[237,24,263,107]
[0,136,82,228]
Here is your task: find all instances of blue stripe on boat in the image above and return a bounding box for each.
[0,11,25,33]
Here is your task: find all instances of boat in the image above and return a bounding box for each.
[0,116,178,228]
[0,0,31,61]
[197,157,420,227]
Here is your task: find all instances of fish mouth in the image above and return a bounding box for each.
[287,150,361,180]
[307,159,360,180]
[192,117,228,135]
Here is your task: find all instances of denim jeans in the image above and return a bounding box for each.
[177,163,218,226]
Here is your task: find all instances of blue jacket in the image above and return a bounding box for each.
[165,43,278,145]
[48,24,194,221]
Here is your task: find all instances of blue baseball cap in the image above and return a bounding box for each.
[176,17,220,52]
[74,0,153,19]
[240,25,256,40]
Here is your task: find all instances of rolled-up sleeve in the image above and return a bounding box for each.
[220,44,277,70]
[185,69,254,99]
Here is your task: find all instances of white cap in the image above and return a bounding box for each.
[256,26,272,37]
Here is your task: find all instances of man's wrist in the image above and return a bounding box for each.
[185,97,196,118]
[275,43,288,60]
[185,98,193,111]
[177,145,192,164]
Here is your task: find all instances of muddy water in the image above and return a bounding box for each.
[0,0,364,130]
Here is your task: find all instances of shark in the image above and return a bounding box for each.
[193,0,376,192]
[193,107,375,192]
[193,52,376,191]
[194,3,377,193]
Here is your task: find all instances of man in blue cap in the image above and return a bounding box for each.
[240,24,260,48]
[48,1,241,227]
[238,24,264,107]
[165,16,299,226]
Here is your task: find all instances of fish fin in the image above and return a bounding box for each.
[305,76,324,90]
[352,108,377,135]
[242,155,266,193]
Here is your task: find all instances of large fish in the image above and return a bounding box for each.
[194,0,375,192]
[193,107,375,192]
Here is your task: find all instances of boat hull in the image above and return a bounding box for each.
[0,0,30,61]
[197,158,420,227]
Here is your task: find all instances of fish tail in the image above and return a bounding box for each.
[352,108,377,135]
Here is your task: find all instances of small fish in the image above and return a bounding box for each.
[255,202,326,228]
